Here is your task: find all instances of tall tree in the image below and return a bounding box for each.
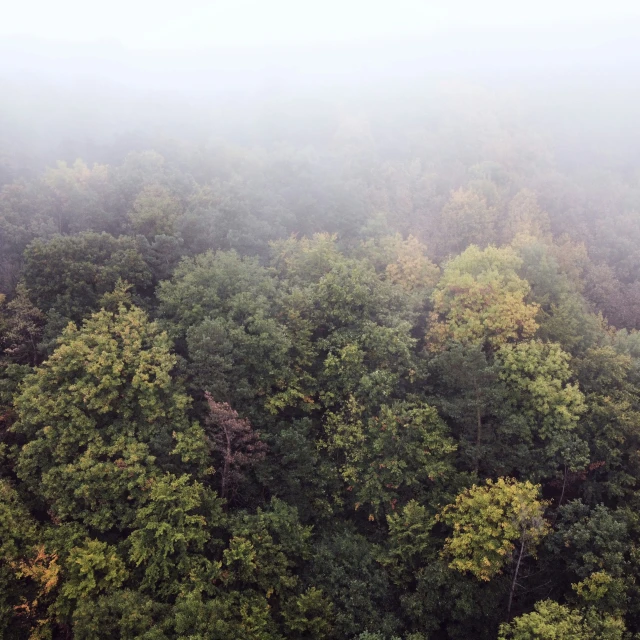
[427,245,539,353]
[440,478,549,614]
[438,187,497,256]
[429,343,505,475]
[322,398,456,517]
[498,599,626,640]
[204,393,268,504]
[128,184,183,238]
[12,301,207,533]
[0,284,44,366]
[157,249,292,421]
[503,189,551,243]
[22,232,152,324]
[496,340,587,483]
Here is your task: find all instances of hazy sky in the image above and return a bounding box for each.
[3,0,640,49]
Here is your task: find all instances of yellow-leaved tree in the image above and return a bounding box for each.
[439,478,549,614]
[383,235,440,293]
[503,189,551,244]
[427,245,539,352]
[438,187,498,255]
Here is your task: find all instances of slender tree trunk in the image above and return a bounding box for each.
[221,425,232,502]
[508,538,526,617]
[474,379,482,474]
[558,463,568,510]
[30,331,38,366]
[551,464,568,526]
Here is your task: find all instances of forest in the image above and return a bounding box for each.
[2,50,640,639]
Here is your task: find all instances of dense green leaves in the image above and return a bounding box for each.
[323,399,456,516]
[2,118,640,639]
[12,303,205,532]
[427,245,539,352]
[440,478,549,581]
[22,232,152,324]
[498,600,626,640]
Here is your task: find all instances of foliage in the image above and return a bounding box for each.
[3,98,640,638]
[438,187,497,255]
[309,525,398,637]
[128,184,183,238]
[0,283,44,365]
[323,398,456,516]
[496,340,588,480]
[427,245,539,352]
[204,393,268,503]
[440,478,549,581]
[21,231,152,323]
[157,249,292,417]
[12,302,206,532]
[428,343,506,474]
[503,189,551,243]
[127,473,219,597]
[498,599,626,640]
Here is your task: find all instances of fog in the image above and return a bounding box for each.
[6,6,640,637]
[2,1,640,176]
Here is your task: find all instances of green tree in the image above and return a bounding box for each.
[12,302,207,533]
[157,250,292,420]
[42,159,113,234]
[59,539,128,611]
[0,180,58,293]
[498,599,626,640]
[271,234,421,415]
[0,283,44,365]
[440,478,549,613]
[438,187,497,255]
[171,498,332,640]
[22,232,152,324]
[515,238,605,356]
[427,245,539,352]
[309,525,398,638]
[429,343,506,475]
[496,340,587,483]
[503,189,551,243]
[544,501,629,588]
[128,184,183,238]
[127,473,221,598]
[376,235,440,293]
[0,479,40,638]
[69,589,168,640]
[323,398,456,516]
[574,347,640,502]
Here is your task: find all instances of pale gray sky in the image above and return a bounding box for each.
[3,0,640,49]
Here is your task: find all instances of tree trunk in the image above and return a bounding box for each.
[474,379,482,474]
[221,424,232,502]
[508,538,526,617]
[551,464,568,526]
[558,463,568,510]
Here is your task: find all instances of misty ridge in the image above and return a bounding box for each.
[3,8,640,640]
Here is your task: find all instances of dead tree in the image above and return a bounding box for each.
[203,392,268,504]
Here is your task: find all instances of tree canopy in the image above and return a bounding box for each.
[2,80,640,639]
